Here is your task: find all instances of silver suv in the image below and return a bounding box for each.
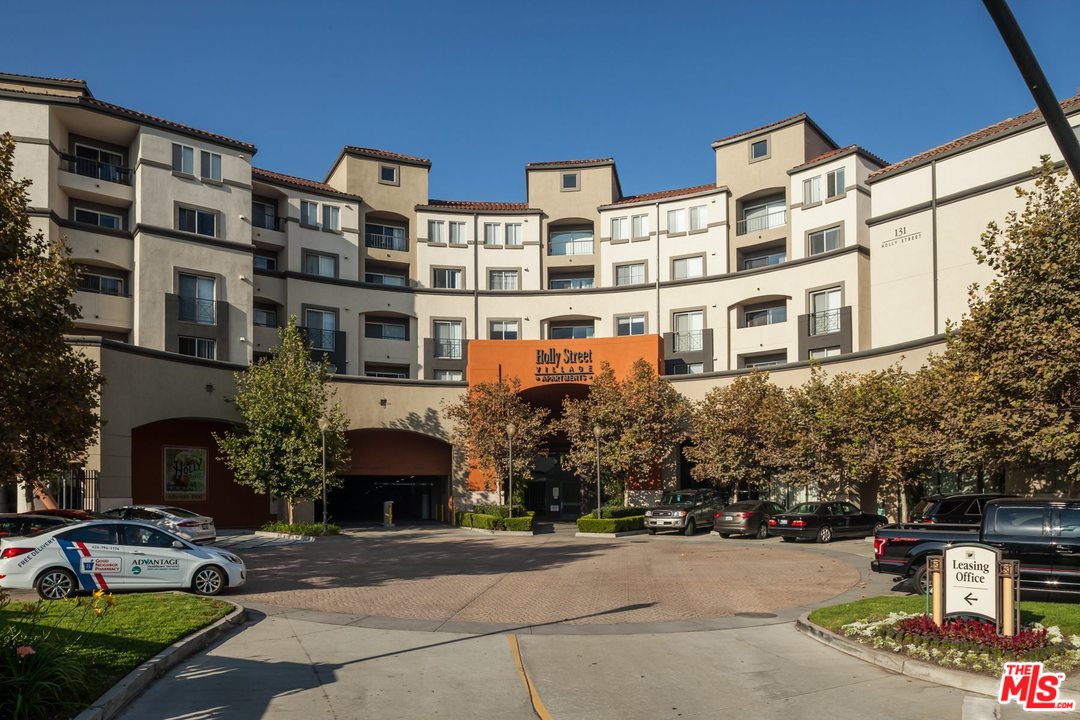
[644,489,720,536]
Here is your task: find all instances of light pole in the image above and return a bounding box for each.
[593,424,602,519]
[318,416,330,536]
[506,423,516,518]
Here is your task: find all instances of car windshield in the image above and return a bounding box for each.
[787,503,821,514]
[660,493,699,505]
[161,507,200,518]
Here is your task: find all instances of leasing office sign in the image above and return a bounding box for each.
[534,348,594,383]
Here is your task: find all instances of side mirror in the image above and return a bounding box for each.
[171,540,185,549]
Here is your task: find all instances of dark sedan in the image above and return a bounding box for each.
[713,501,786,539]
[767,501,887,543]
[0,513,76,538]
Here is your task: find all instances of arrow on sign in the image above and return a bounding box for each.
[964,592,976,606]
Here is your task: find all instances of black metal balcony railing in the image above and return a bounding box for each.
[810,309,841,336]
[736,208,786,235]
[304,327,337,351]
[61,155,132,186]
[177,297,215,325]
[366,231,408,252]
[253,214,286,231]
[674,330,703,353]
[434,338,463,360]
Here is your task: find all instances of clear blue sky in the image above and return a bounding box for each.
[6,1,1080,201]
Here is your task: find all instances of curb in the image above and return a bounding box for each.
[575,530,648,538]
[796,613,1080,697]
[73,602,249,720]
[457,525,537,537]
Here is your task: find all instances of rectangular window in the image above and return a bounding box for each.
[827,168,846,198]
[77,271,125,296]
[548,275,594,290]
[562,172,579,191]
[667,209,686,233]
[808,226,841,255]
[504,223,522,246]
[810,288,842,336]
[434,369,463,381]
[433,268,463,289]
[253,249,278,271]
[200,151,222,181]
[300,201,319,227]
[631,214,649,239]
[303,251,337,278]
[322,205,340,232]
[365,271,408,286]
[803,176,822,206]
[366,223,407,252]
[672,256,703,280]
[177,273,215,325]
[73,207,123,231]
[484,223,500,245]
[178,336,215,359]
[171,143,194,174]
[673,311,703,351]
[304,309,338,350]
[616,315,645,336]
[750,139,769,160]
[809,346,841,360]
[364,316,407,341]
[739,196,786,234]
[379,165,398,184]
[743,302,787,327]
[611,217,628,241]
[252,199,280,231]
[689,205,707,231]
[253,306,278,327]
[488,270,518,290]
[744,352,787,369]
[366,363,408,378]
[549,322,593,339]
[615,262,645,286]
[740,245,786,270]
[177,207,216,237]
[490,320,519,340]
[427,220,444,243]
[449,221,466,244]
[433,320,463,359]
[548,229,593,256]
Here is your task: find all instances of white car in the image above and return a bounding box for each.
[0,520,245,599]
[102,505,217,544]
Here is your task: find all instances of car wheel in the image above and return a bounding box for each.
[781,536,797,542]
[683,518,696,536]
[647,528,656,535]
[37,568,77,600]
[756,522,769,539]
[911,565,930,595]
[192,565,226,596]
[816,525,833,544]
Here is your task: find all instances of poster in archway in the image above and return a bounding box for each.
[163,446,208,501]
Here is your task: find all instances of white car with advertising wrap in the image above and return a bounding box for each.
[0,520,245,599]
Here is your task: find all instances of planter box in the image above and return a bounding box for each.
[574,529,649,538]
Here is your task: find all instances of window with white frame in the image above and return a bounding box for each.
[743,301,787,327]
[433,320,463,359]
[673,310,703,351]
[433,268,463,289]
[300,201,319,227]
[504,223,522,246]
[364,315,407,341]
[803,176,822,206]
[667,208,686,233]
[449,221,466,244]
[304,308,338,350]
[434,369,463,381]
[827,168,845,198]
[74,207,123,231]
[171,143,194,174]
[302,251,337,278]
[322,205,340,232]
[611,217,629,241]
[672,255,703,280]
[808,226,841,255]
[810,287,842,336]
[77,269,125,296]
[177,207,216,237]
[548,229,593,255]
[379,164,398,184]
[809,346,842,360]
[490,319,519,340]
[549,321,593,339]
[488,269,518,290]
[616,314,645,336]
[177,273,215,325]
[750,139,769,160]
[615,262,645,286]
[689,205,707,231]
[428,220,445,243]
[484,223,501,245]
[631,214,649,239]
[200,151,221,181]
[685,362,704,374]
[178,336,215,359]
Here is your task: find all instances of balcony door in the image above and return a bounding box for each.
[178,273,215,325]
[433,320,463,359]
[305,309,337,350]
[810,288,841,336]
[673,311,703,352]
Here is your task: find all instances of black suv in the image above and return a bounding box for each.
[907,493,1014,526]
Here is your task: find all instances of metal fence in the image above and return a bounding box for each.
[365,231,408,252]
[51,467,99,511]
[736,208,786,235]
[674,330,703,352]
[178,296,216,324]
[810,309,841,336]
[60,155,132,185]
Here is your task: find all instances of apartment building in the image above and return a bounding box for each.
[2,71,1077,523]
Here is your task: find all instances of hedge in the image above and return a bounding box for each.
[590,506,648,520]
[456,511,534,532]
[472,504,528,518]
[576,515,645,533]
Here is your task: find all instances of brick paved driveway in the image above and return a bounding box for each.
[227,526,866,626]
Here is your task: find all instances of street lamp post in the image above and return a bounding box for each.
[318,416,330,536]
[593,424,602,519]
[506,423,516,519]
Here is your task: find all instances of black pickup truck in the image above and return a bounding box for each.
[872,497,1080,598]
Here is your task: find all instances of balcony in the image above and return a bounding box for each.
[299,326,346,372]
[662,328,713,373]
[434,338,463,360]
[73,291,133,332]
[177,297,216,325]
[809,308,841,336]
[423,337,468,378]
[60,155,131,186]
[797,307,852,361]
[366,231,408,252]
[252,214,286,232]
[674,330,703,352]
[736,208,786,236]
[548,239,594,256]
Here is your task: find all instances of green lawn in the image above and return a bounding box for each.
[809,595,1080,635]
[1,593,232,701]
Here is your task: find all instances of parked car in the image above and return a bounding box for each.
[0,513,76,538]
[714,501,786,539]
[0,520,245,599]
[907,493,1015,525]
[644,489,721,536]
[20,508,109,521]
[873,497,1080,597]
[101,505,216,544]
[768,501,887,543]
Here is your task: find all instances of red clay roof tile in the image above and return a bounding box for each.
[79,97,255,151]
[252,168,358,198]
[342,146,431,166]
[422,199,537,212]
[712,113,807,146]
[609,183,720,205]
[526,158,614,168]
[789,144,888,172]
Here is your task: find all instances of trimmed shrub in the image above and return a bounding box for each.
[591,506,648,520]
[260,521,341,536]
[456,511,534,532]
[472,504,528,518]
[577,515,645,533]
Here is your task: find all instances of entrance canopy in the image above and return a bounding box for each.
[467,334,663,389]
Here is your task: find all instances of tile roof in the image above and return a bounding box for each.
[609,183,720,206]
[868,94,1080,182]
[252,167,359,199]
[712,113,807,146]
[526,157,614,168]
[79,96,255,151]
[0,71,87,86]
[789,144,888,173]
[422,199,537,212]
[342,146,431,167]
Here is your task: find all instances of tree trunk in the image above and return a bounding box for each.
[858,474,882,515]
[30,479,59,510]
[286,502,294,524]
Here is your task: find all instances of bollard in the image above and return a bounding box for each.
[383,500,394,528]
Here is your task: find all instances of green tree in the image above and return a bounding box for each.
[444,375,549,505]
[937,159,1080,492]
[684,371,791,493]
[214,317,350,522]
[0,133,103,507]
